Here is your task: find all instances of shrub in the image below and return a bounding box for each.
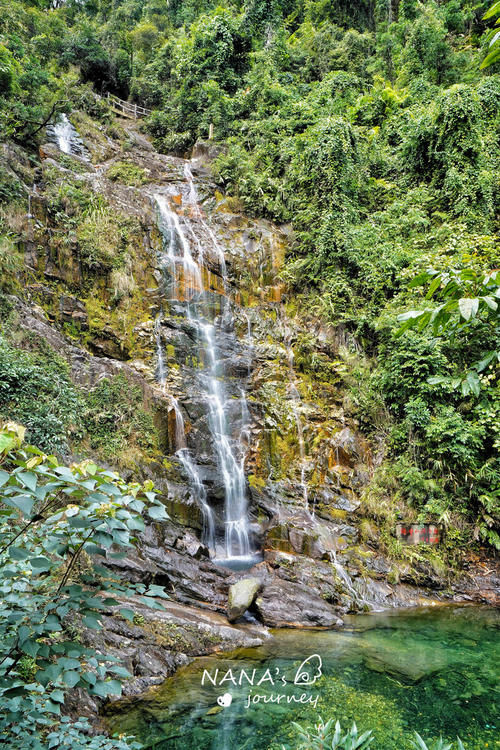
[82,374,158,466]
[106,161,148,186]
[0,336,83,454]
[0,422,169,749]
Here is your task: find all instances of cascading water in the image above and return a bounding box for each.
[154,316,167,389]
[329,550,371,610]
[48,114,89,159]
[53,114,73,154]
[242,311,253,376]
[153,173,252,560]
[170,395,216,552]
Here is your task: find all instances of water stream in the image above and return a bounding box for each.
[48,113,89,159]
[153,172,251,560]
[106,606,500,750]
[329,549,368,610]
[154,316,167,389]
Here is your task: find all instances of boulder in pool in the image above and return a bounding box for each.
[227,577,262,622]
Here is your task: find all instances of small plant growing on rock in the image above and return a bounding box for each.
[106,161,148,186]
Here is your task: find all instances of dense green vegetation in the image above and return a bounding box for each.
[0,0,498,551]
[0,3,498,747]
[138,0,499,552]
[0,334,159,466]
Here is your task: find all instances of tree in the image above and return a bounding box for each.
[397,267,500,396]
[0,422,169,748]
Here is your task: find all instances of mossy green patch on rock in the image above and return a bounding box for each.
[106,160,149,186]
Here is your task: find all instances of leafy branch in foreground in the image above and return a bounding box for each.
[481,1,500,69]
[397,267,500,396]
[0,421,169,749]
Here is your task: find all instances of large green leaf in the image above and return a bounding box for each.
[11,495,35,516]
[148,503,169,520]
[9,547,30,561]
[62,671,80,688]
[483,1,500,20]
[18,472,37,492]
[30,556,53,573]
[82,615,102,629]
[458,297,479,321]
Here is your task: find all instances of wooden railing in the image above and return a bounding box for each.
[105,93,152,120]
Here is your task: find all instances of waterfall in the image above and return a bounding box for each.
[184,164,227,277]
[49,114,89,159]
[153,180,251,560]
[53,114,73,154]
[242,311,253,376]
[155,195,179,299]
[329,550,370,610]
[170,395,216,552]
[154,316,167,389]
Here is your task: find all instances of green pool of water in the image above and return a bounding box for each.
[106,606,499,750]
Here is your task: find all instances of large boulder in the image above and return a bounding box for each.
[255,579,343,628]
[227,577,262,622]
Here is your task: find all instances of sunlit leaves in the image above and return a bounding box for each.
[481,1,500,68]
[397,267,500,396]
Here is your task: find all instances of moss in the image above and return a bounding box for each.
[315,505,348,521]
[17,655,38,683]
[80,373,160,469]
[248,473,266,489]
[85,294,108,334]
[106,160,149,186]
[140,620,225,653]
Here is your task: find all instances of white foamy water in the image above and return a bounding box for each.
[154,183,251,559]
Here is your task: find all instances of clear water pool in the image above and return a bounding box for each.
[106,605,499,750]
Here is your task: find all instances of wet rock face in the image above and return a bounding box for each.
[79,596,267,703]
[255,580,343,628]
[101,522,232,609]
[330,427,370,467]
[265,512,358,559]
